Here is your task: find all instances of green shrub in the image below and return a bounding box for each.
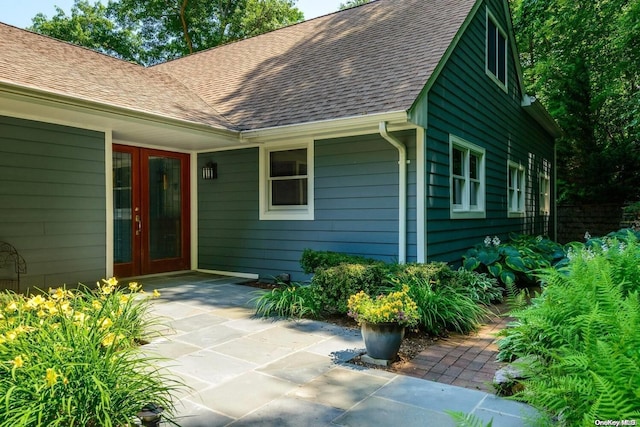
[387,262,455,285]
[389,276,489,336]
[0,279,181,427]
[463,234,566,286]
[449,268,504,306]
[497,238,640,425]
[310,263,386,314]
[252,282,320,318]
[299,249,381,274]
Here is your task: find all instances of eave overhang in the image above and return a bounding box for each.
[522,94,562,139]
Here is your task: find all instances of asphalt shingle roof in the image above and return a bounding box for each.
[0,23,233,129]
[0,0,477,131]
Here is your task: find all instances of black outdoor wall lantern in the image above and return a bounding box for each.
[202,161,218,180]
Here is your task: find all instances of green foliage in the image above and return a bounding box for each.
[0,279,182,427]
[310,263,386,315]
[512,0,640,203]
[31,0,304,65]
[389,276,489,336]
[450,268,504,306]
[497,237,640,425]
[252,282,320,319]
[446,411,493,427]
[29,0,144,63]
[339,0,374,11]
[299,249,381,275]
[463,234,566,286]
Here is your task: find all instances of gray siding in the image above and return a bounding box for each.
[0,116,106,289]
[416,0,556,263]
[198,131,416,280]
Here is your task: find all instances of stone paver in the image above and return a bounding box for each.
[134,273,539,426]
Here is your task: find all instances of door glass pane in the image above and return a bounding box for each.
[113,152,132,263]
[149,157,181,260]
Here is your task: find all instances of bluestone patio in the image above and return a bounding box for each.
[140,272,538,426]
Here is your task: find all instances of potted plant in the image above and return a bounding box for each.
[347,285,419,360]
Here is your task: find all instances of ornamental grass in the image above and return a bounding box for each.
[0,278,182,427]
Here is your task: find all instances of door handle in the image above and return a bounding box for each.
[135,214,142,236]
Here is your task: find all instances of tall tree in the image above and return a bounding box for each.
[108,0,303,63]
[30,1,144,63]
[30,0,303,65]
[511,0,640,203]
[339,0,373,11]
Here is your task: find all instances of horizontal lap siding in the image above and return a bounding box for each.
[0,116,106,288]
[198,131,416,281]
[423,0,555,263]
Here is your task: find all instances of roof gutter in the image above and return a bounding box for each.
[241,111,409,142]
[379,121,407,264]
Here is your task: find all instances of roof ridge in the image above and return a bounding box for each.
[152,0,381,69]
[0,22,145,68]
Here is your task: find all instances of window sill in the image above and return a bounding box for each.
[508,211,526,218]
[260,209,314,221]
[451,210,486,220]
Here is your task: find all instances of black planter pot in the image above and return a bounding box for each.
[360,321,405,360]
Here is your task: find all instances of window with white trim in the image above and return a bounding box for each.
[539,173,551,215]
[508,161,526,217]
[486,10,507,90]
[259,142,314,220]
[450,136,485,219]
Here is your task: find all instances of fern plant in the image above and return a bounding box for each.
[498,238,640,425]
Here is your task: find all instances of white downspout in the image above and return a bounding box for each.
[379,121,407,264]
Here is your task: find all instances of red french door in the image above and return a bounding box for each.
[113,145,190,278]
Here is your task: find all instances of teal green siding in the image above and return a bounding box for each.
[198,131,416,280]
[0,116,106,288]
[415,0,556,262]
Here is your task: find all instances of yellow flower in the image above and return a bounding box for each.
[73,312,88,325]
[128,282,141,292]
[26,295,45,309]
[6,301,18,313]
[101,332,124,347]
[50,288,67,300]
[92,300,103,310]
[45,368,59,387]
[119,294,130,304]
[99,317,113,330]
[12,355,24,368]
[152,289,161,298]
[43,300,58,314]
[6,331,17,341]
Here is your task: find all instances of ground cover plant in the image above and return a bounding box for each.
[497,233,640,425]
[0,279,181,427]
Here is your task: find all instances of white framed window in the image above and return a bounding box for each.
[486,9,508,91]
[259,141,314,220]
[450,135,485,219]
[508,161,526,217]
[539,173,551,215]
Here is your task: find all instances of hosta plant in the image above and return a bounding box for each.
[0,279,182,427]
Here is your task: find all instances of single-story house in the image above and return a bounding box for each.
[0,0,560,288]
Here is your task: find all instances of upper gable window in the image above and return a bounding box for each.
[259,142,314,220]
[486,10,507,90]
